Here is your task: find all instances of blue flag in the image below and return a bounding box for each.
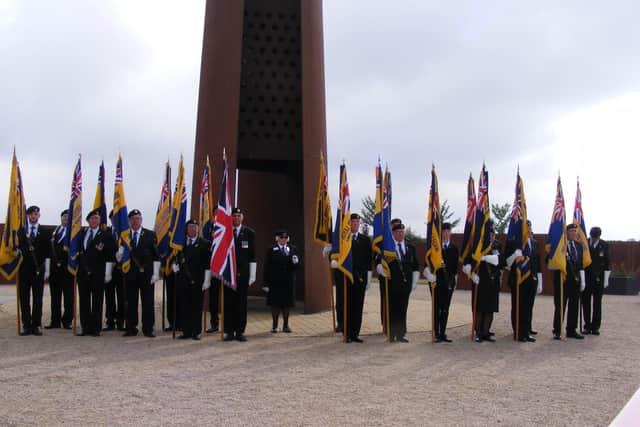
[112,155,131,273]
[506,169,531,285]
[330,162,353,283]
[65,155,83,276]
[92,161,107,230]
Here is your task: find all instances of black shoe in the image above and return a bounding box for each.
[77,331,90,337]
[518,337,528,342]
[483,335,496,342]
[223,333,234,341]
[163,326,174,332]
[488,331,495,336]
[44,323,60,329]
[529,330,538,335]
[591,330,600,336]
[567,332,584,339]
[32,327,43,336]
[582,329,590,335]
[553,334,561,340]
[192,335,201,341]
[92,332,100,337]
[475,336,483,343]
[206,326,218,333]
[235,334,247,342]
[526,336,536,342]
[434,337,442,343]
[62,323,72,330]
[270,327,278,333]
[282,326,292,333]
[20,328,32,336]
[143,332,156,338]
[103,325,116,331]
[345,338,353,343]
[335,326,343,333]
[398,337,409,343]
[117,324,126,331]
[352,337,363,343]
[123,330,138,337]
[441,337,452,343]
[177,334,190,340]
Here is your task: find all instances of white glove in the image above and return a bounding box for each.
[579,270,586,292]
[330,260,338,269]
[172,263,180,273]
[262,286,269,293]
[481,254,499,266]
[249,262,257,285]
[506,249,523,269]
[453,275,458,289]
[115,246,124,262]
[423,266,436,283]
[366,271,372,291]
[44,258,51,281]
[104,262,114,283]
[604,270,611,288]
[537,273,543,294]
[202,270,211,291]
[471,272,480,285]
[376,264,387,278]
[292,255,299,265]
[322,244,332,258]
[462,264,472,276]
[151,261,161,284]
[411,271,420,290]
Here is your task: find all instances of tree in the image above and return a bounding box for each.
[491,202,511,234]
[404,226,423,246]
[360,195,375,227]
[440,199,461,229]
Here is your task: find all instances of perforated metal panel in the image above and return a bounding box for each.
[237,0,302,169]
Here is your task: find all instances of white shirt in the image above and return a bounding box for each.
[28,222,39,237]
[442,240,450,249]
[84,227,99,249]
[131,227,142,246]
[395,240,406,258]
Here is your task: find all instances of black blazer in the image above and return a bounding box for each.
[49,225,69,271]
[263,244,299,287]
[78,228,116,282]
[176,237,211,288]
[128,228,159,276]
[586,238,609,284]
[351,233,373,285]
[554,240,583,286]
[442,242,459,283]
[505,238,540,286]
[388,242,419,288]
[234,225,256,282]
[18,224,51,277]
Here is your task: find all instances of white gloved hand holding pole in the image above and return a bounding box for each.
[423,266,437,283]
[580,270,586,292]
[115,246,124,262]
[322,244,332,258]
[330,260,338,269]
[481,254,500,266]
[249,262,257,285]
[44,258,51,282]
[376,264,387,278]
[172,262,180,273]
[471,272,480,285]
[104,262,114,283]
[506,249,523,269]
[537,273,543,294]
[202,270,212,291]
[462,264,472,276]
[151,261,161,285]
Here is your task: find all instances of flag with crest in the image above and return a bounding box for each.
[154,160,172,269]
[372,161,397,277]
[459,174,476,270]
[112,155,131,273]
[330,162,353,283]
[92,161,107,230]
[470,164,491,270]
[573,179,592,269]
[506,169,531,285]
[425,164,443,273]
[0,150,26,280]
[169,155,187,253]
[313,152,332,245]
[199,155,214,238]
[545,175,567,279]
[65,155,83,276]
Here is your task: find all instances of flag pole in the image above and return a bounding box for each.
[220,284,225,340]
[234,169,239,207]
[172,278,177,339]
[560,276,564,340]
[385,279,391,342]
[515,283,520,341]
[72,276,78,335]
[343,275,348,342]
[327,264,336,332]
[202,288,208,335]
[16,272,21,335]
[579,296,583,334]
[471,282,478,340]
[162,275,166,332]
[430,281,436,343]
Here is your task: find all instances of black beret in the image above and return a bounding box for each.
[274,229,289,238]
[60,209,69,217]
[186,219,199,226]
[232,207,242,215]
[566,223,578,230]
[350,213,361,220]
[86,208,101,221]
[390,218,402,225]
[26,205,40,214]
[442,222,452,231]
[392,223,405,231]
[128,209,142,218]
[589,226,601,237]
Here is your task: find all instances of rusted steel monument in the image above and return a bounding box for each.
[191,0,331,312]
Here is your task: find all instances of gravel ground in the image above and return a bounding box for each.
[0,284,638,426]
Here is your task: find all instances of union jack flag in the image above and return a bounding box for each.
[210,151,237,290]
[459,173,476,266]
[65,155,83,276]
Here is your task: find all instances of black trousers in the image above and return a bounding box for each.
[379,278,388,329]
[432,281,453,338]
[389,282,411,340]
[510,279,535,339]
[78,278,104,334]
[582,280,603,332]
[347,282,366,339]
[104,268,125,328]
[224,281,248,335]
[49,266,73,327]
[208,279,220,328]
[528,280,538,332]
[19,272,44,330]
[553,277,580,334]
[181,284,203,337]
[126,273,155,334]
[335,271,344,328]
[165,273,181,329]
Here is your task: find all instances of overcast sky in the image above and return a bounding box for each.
[1,1,639,240]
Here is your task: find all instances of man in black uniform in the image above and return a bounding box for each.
[331,213,372,343]
[505,220,541,342]
[18,205,51,336]
[123,209,160,338]
[424,222,459,342]
[173,219,211,340]
[377,222,419,342]
[45,209,73,330]
[223,207,256,342]
[552,223,585,339]
[77,209,116,336]
[104,210,126,331]
[377,217,403,334]
[582,226,610,335]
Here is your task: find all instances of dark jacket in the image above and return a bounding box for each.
[18,224,52,278]
[234,225,256,285]
[586,238,609,285]
[78,228,116,284]
[388,242,419,289]
[176,237,211,288]
[127,228,159,278]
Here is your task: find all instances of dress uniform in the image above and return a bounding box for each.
[332,213,372,343]
[45,210,73,330]
[552,223,585,339]
[424,222,459,343]
[104,210,126,331]
[263,230,299,333]
[123,209,160,337]
[174,219,211,340]
[582,226,610,335]
[77,209,116,336]
[223,207,256,341]
[378,222,419,342]
[18,205,51,336]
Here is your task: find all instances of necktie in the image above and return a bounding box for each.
[234,228,239,239]
[87,230,94,248]
[56,227,64,243]
[133,231,139,248]
[281,245,286,255]
[30,226,36,239]
[397,242,404,260]
[352,233,357,241]
[569,242,577,262]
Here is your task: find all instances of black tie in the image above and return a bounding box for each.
[29,226,36,239]
[281,245,286,256]
[234,228,238,239]
[397,242,404,260]
[87,230,94,248]
[133,231,139,248]
[56,227,64,243]
[569,242,577,262]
